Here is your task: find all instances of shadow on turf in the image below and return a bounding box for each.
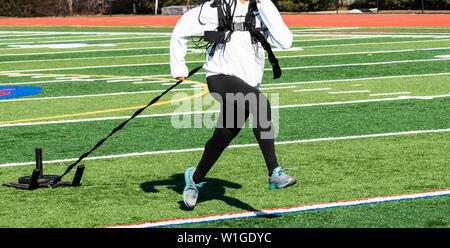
[140,173,277,216]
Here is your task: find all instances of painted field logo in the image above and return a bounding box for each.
[0,86,42,100]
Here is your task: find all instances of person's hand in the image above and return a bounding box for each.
[175,77,185,81]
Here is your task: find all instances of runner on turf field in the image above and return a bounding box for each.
[170,0,296,208]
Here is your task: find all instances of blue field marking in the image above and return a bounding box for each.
[0,86,42,100]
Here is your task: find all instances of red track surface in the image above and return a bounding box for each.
[0,14,450,27]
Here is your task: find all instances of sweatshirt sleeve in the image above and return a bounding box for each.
[170,5,217,78]
[256,0,293,49]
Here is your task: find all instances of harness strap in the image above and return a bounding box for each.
[248,27,281,79]
[48,65,204,187]
[246,0,281,79]
[208,0,281,79]
[209,0,224,57]
[216,0,226,31]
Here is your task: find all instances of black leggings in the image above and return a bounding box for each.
[192,74,279,183]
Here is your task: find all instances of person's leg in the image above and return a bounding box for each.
[183,74,246,208]
[193,74,280,182]
[192,115,242,183]
[250,92,279,176]
[246,87,296,189]
[192,75,247,184]
[183,74,295,207]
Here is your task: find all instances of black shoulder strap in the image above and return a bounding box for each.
[207,0,226,57]
[246,0,281,79]
[215,0,226,31]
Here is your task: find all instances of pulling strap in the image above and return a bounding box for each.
[48,65,203,186]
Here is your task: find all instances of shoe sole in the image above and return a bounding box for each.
[269,177,297,190]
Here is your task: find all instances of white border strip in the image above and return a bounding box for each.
[1,128,449,168]
[105,189,450,228]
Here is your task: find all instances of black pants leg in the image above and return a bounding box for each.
[192,74,279,183]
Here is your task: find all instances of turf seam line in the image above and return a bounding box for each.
[103,189,450,228]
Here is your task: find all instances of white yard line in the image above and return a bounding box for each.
[276,47,450,59]
[0,74,177,86]
[0,78,97,86]
[293,34,450,39]
[0,47,173,57]
[0,71,448,98]
[370,92,411,96]
[0,54,173,64]
[0,36,170,45]
[328,90,371,94]
[0,34,103,42]
[1,93,450,128]
[7,73,41,77]
[0,60,202,74]
[1,46,449,65]
[299,38,450,49]
[291,27,360,32]
[1,128,449,168]
[275,93,450,109]
[2,58,448,74]
[55,76,90,80]
[259,86,296,90]
[0,31,172,36]
[293,88,331,92]
[273,58,450,72]
[0,33,82,38]
[294,37,379,42]
[341,32,450,35]
[292,32,450,36]
[262,72,450,87]
[106,79,143,83]
[132,80,170,84]
[31,75,66,78]
[1,38,449,57]
[0,110,219,128]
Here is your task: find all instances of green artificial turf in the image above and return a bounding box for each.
[0,26,448,228]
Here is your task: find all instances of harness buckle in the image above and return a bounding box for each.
[232,22,247,31]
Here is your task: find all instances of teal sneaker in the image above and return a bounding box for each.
[182,167,204,208]
[269,167,297,190]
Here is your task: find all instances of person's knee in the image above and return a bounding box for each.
[210,128,235,150]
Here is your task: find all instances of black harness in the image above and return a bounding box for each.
[202,0,281,79]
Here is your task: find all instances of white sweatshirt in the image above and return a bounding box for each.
[170,0,293,87]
